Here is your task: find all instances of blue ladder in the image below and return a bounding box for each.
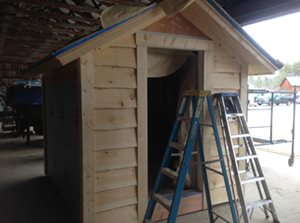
[144,91,238,223]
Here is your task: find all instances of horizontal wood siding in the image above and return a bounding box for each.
[204,44,243,206]
[92,35,139,223]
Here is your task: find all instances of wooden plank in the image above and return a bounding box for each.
[95,186,138,212]
[94,89,137,109]
[95,147,137,172]
[3,0,101,13]
[94,108,137,130]
[206,72,240,90]
[181,1,277,75]
[111,35,137,48]
[94,66,137,89]
[138,31,213,51]
[136,34,148,223]
[80,53,95,223]
[214,55,241,73]
[95,205,138,223]
[152,191,203,221]
[144,14,205,37]
[94,47,137,68]
[26,6,165,76]
[95,167,137,192]
[94,128,137,151]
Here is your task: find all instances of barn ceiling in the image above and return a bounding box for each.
[0,0,300,79]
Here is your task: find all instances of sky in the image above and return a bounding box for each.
[243,11,300,64]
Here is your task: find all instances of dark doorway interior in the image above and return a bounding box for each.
[147,51,200,190]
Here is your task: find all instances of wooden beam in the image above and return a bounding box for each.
[2,21,92,36]
[3,30,74,41]
[0,5,100,24]
[0,55,42,63]
[26,5,166,76]
[3,0,101,13]
[181,0,277,74]
[229,0,300,25]
[0,16,99,32]
[101,0,150,6]
[136,32,148,223]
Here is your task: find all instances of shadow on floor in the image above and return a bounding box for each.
[0,135,76,223]
[0,176,75,223]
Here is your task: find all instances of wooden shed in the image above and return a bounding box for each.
[29,0,282,222]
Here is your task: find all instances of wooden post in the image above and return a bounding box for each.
[136,32,148,223]
[80,52,95,223]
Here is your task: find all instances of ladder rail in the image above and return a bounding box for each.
[233,97,279,222]
[167,97,205,223]
[218,96,250,223]
[216,99,241,220]
[207,95,239,223]
[215,93,280,223]
[144,92,240,223]
[144,96,189,219]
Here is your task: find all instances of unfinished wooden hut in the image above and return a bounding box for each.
[29,0,282,222]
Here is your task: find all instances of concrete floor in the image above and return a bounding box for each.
[0,133,299,223]
[160,148,300,223]
[0,134,75,223]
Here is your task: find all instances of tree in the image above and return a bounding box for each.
[249,61,300,90]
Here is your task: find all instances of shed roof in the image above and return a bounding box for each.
[26,0,283,76]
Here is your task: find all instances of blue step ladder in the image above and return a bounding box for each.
[144,91,238,223]
[215,93,280,223]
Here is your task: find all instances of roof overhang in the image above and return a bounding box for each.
[26,0,282,77]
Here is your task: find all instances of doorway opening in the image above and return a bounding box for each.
[147,48,204,219]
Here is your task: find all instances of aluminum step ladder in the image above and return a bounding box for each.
[215,92,280,223]
[144,91,238,223]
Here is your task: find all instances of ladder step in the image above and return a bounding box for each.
[226,113,244,118]
[161,168,178,180]
[233,144,246,149]
[170,142,185,151]
[231,134,251,139]
[236,155,258,161]
[153,193,171,211]
[199,122,213,127]
[171,151,198,157]
[202,159,220,165]
[246,199,273,210]
[241,176,265,184]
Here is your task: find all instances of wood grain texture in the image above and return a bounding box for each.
[136,34,148,222]
[138,31,213,51]
[80,53,95,223]
[95,186,138,212]
[94,66,137,89]
[94,108,137,130]
[110,35,137,48]
[94,89,137,109]
[94,47,137,68]
[94,128,137,151]
[95,147,137,172]
[144,14,205,37]
[95,167,137,192]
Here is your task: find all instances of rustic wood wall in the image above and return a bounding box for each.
[203,43,247,206]
[81,35,139,223]
[43,60,82,222]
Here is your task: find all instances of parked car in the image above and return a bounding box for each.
[256,93,294,106]
[256,94,271,105]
